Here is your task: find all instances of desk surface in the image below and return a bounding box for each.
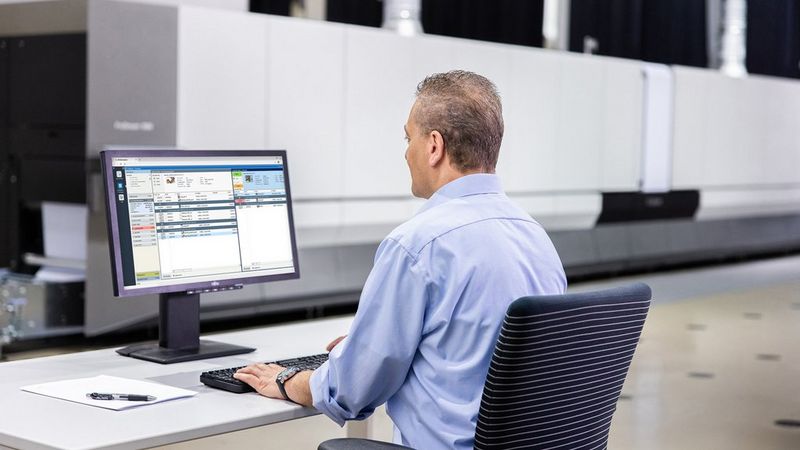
[0,316,352,450]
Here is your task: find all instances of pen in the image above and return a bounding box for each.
[87,392,157,401]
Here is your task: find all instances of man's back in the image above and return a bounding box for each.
[311,174,566,450]
[387,174,566,448]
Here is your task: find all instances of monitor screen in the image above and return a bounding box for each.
[101,150,300,297]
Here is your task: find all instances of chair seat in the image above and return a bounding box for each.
[318,438,413,450]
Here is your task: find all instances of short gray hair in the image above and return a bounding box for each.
[413,70,504,172]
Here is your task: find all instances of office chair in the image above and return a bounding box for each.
[318,282,652,450]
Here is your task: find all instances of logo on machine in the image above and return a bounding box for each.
[113,120,155,132]
[211,281,220,286]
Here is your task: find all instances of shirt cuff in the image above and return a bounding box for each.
[310,361,348,427]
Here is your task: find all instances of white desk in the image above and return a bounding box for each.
[0,316,352,450]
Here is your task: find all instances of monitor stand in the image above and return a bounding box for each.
[116,292,255,364]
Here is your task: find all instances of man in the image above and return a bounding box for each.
[234,70,566,449]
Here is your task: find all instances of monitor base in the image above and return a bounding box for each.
[117,340,255,364]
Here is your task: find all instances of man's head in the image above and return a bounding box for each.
[404,70,504,199]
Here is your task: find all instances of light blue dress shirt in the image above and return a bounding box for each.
[310,174,567,450]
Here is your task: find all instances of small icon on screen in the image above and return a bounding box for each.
[116,170,123,178]
[118,194,125,201]
[117,182,124,189]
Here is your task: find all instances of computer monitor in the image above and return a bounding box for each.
[100,149,300,363]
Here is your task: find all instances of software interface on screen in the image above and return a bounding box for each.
[110,155,295,291]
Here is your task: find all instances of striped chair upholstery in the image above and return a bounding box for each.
[474,282,651,450]
[319,283,651,450]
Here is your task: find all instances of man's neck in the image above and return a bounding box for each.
[428,168,490,197]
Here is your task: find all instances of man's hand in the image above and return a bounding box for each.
[234,363,315,406]
[233,363,285,399]
[326,335,347,352]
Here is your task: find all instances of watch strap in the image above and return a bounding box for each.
[276,367,301,401]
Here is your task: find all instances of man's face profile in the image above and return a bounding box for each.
[404,102,428,199]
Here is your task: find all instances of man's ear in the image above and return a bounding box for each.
[428,130,446,167]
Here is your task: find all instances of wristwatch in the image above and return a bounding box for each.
[275,367,301,402]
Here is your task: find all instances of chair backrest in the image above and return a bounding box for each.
[473,283,651,450]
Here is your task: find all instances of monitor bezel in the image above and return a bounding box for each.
[101,149,300,298]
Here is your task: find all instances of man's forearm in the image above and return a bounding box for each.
[285,370,314,406]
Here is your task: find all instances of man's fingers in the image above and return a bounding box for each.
[326,335,347,352]
[233,371,259,386]
[237,363,284,379]
[236,365,261,376]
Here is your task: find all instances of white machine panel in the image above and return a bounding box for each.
[673,67,800,189]
[639,63,673,193]
[265,16,347,200]
[132,0,247,9]
[672,67,800,219]
[343,27,414,198]
[602,59,644,192]
[500,50,643,194]
[342,27,453,198]
[176,6,267,149]
[501,48,560,192]
[554,54,605,191]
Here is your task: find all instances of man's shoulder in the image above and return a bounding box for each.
[387,195,538,256]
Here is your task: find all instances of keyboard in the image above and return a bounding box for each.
[200,353,329,393]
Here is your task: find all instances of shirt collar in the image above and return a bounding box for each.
[416,173,503,215]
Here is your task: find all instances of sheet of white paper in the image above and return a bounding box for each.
[34,266,86,283]
[21,375,198,411]
[42,202,88,261]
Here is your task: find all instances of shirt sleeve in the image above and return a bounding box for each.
[309,237,429,426]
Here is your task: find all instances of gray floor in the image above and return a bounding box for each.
[606,262,800,449]
[6,255,800,449]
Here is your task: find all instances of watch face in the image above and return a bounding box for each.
[278,367,300,383]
